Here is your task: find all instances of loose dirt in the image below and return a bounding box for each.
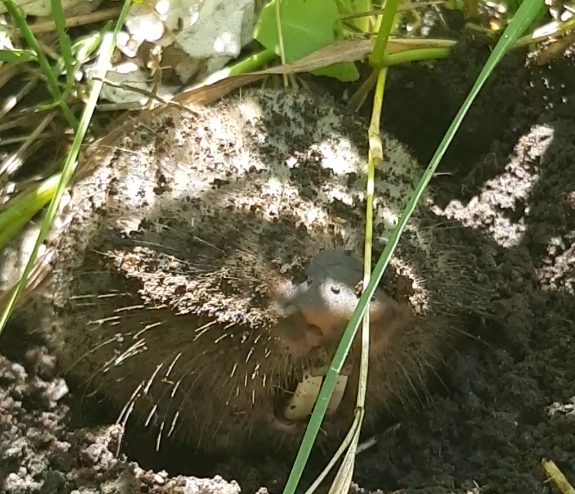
[1,32,574,494]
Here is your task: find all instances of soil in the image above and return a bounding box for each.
[2,26,575,494]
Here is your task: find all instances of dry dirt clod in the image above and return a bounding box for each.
[4,87,494,457]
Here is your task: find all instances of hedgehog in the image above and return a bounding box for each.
[2,87,491,456]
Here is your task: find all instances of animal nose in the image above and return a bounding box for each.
[272,309,325,359]
[298,300,345,339]
[292,278,360,343]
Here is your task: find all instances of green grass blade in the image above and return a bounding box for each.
[2,0,78,130]
[368,0,401,67]
[0,174,61,251]
[282,1,403,493]
[192,48,277,89]
[384,47,450,65]
[51,0,74,92]
[0,48,37,64]
[404,0,544,206]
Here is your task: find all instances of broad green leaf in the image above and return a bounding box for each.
[254,0,359,82]
[254,0,340,61]
[312,61,359,81]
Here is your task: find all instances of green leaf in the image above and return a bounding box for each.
[312,61,360,81]
[444,0,465,11]
[51,0,73,79]
[254,0,340,61]
[72,30,103,63]
[0,174,60,252]
[254,0,359,82]
[0,48,37,64]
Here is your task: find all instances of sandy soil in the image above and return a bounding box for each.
[1,33,575,494]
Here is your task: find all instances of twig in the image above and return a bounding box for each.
[542,459,575,494]
[0,112,55,177]
[0,79,37,120]
[4,7,122,35]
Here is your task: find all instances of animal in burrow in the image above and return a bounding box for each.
[5,87,491,456]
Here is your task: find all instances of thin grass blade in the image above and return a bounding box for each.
[2,0,77,129]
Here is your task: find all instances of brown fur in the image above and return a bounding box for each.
[12,88,491,456]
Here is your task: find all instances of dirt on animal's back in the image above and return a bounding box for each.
[0,35,575,494]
